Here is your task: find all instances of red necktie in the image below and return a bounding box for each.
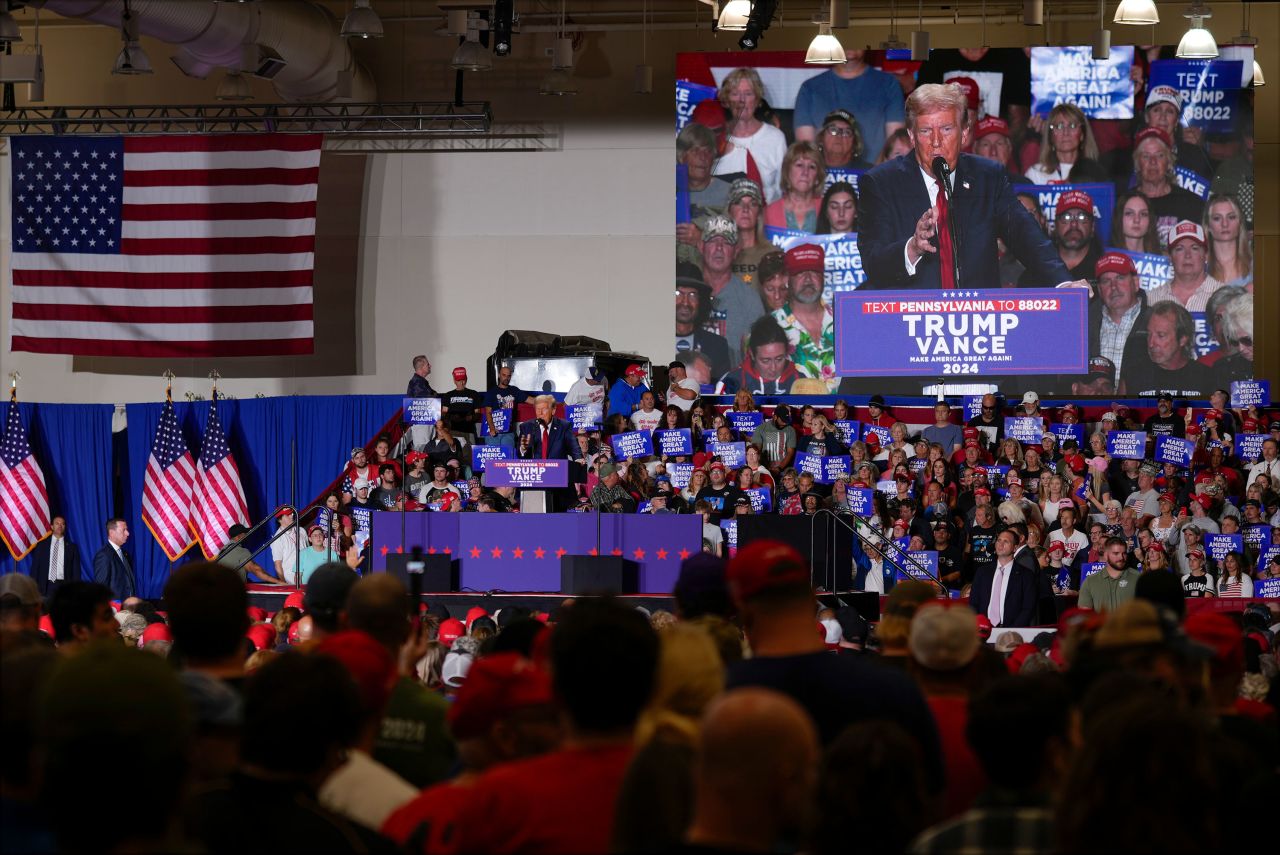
[935,179,957,290]
[541,424,549,459]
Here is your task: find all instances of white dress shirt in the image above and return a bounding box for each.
[989,559,1014,625]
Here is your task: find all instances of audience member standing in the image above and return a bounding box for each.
[29,515,81,597]
[91,517,135,599]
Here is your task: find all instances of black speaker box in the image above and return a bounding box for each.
[384,554,459,592]
[560,556,639,595]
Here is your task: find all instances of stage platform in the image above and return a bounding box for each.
[246,585,676,616]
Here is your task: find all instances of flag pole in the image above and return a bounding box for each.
[162,369,175,403]
[8,370,19,402]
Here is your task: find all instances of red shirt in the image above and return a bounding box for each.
[382,780,474,855]
[926,695,988,820]
[449,743,634,854]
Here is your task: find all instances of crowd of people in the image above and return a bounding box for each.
[676,48,1256,396]
[2,537,1276,853]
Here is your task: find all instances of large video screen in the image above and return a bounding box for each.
[675,46,1255,398]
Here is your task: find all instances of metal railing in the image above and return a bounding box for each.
[808,508,945,592]
[217,498,337,588]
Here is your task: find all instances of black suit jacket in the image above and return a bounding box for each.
[92,543,136,599]
[969,557,1040,627]
[858,153,1071,291]
[29,537,82,596]
[517,418,579,462]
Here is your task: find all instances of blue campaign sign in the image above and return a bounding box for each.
[1205,533,1243,563]
[909,456,928,474]
[1005,416,1044,444]
[1190,311,1222,359]
[1031,45,1135,119]
[848,487,874,516]
[985,465,1010,488]
[1082,562,1105,582]
[611,430,655,460]
[1107,430,1147,460]
[1015,183,1116,244]
[636,500,653,515]
[823,455,853,482]
[832,419,861,446]
[745,488,772,513]
[1174,166,1211,200]
[727,411,764,434]
[1256,578,1280,599]
[963,396,984,421]
[1231,380,1270,408]
[669,462,695,489]
[403,397,441,425]
[477,408,513,437]
[897,550,938,582]
[350,507,372,534]
[701,429,718,447]
[764,227,867,296]
[1154,435,1195,467]
[1148,59,1244,132]
[863,424,891,446]
[1235,433,1267,463]
[1049,423,1083,448]
[675,79,717,133]
[676,163,690,223]
[566,403,603,433]
[1114,249,1174,292]
[711,441,746,469]
[484,459,569,488]
[875,479,898,496]
[824,167,863,193]
[471,444,513,473]
[796,451,825,481]
[654,428,694,457]
[1243,524,1271,551]
[720,518,739,555]
[833,289,1088,378]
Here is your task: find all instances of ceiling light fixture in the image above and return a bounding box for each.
[635,0,652,93]
[341,0,384,40]
[451,16,492,71]
[1114,0,1160,25]
[541,1,576,96]
[0,8,22,44]
[1023,0,1044,26]
[806,23,845,65]
[1093,0,1111,59]
[215,70,252,100]
[1176,2,1217,58]
[910,0,929,61]
[1232,3,1264,86]
[882,0,906,49]
[113,1,152,75]
[716,1,751,32]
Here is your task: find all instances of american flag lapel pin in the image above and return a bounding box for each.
[962,180,970,190]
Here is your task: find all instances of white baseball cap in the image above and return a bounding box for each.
[1145,85,1182,112]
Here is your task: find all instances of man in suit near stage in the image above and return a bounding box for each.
[92,517,136,599]
[29,515,82,598]
[969,529,1039,627]
[858,82,1087,292]
[517,395,583,511]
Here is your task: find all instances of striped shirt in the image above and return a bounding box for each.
[1099,301,1143,377]
[1145,274,1225,313]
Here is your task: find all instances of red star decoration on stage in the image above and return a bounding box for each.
[533,547,546,559]
[555,547,567,559]
[656,548,669,560]
[678,549,691,560]
[469,546,482,559]
[512,547,525,559]
[395,545,404,554]
[427,546,437,555]
[632,548,646,560]
[490,546,503,559]
[443,547,452,555]
[611,549,623,556]
[379,546,389,556]
[589,548,598,556]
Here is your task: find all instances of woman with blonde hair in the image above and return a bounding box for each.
[1204,193,1253,289]
[718,67,787,202]
[1025,103,1107,185]
[613,624,725,853]
[764,141,826,233]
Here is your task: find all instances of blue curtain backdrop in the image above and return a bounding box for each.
[0,402,115,580]
[122,395,401,597]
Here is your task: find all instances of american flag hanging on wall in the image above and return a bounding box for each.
[0,396,51,560]
[7,134,321,358]
[192,392,249,559]
[141,397,197,562]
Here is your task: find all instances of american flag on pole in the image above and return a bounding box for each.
[7,134,320,358]
[141,397,197,561]
[0,396,51,560]
[192,394,249,559]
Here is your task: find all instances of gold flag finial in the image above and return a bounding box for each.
[208,369,221,400]
[7,371,19,401]
[162,369,176,401]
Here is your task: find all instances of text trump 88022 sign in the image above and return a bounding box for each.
[833,289,1088,377]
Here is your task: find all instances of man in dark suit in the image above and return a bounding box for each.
[92,517,136,599]
[517,395,583,512]
[28,515,82,597]
[858,82,1085,292]
[969,529,1039,627]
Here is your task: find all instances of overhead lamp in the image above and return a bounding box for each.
[910,0,929,61]
[1023,0,1044,26]
[539,69,577,96]
[635,0,652,94]
[113,3,152,75]
[739,0,777,50]
[492,0,514,57]
[216,70,252,100]
[717,0,751,32]
[1232,4,1264,86]
[1114,0,1160,25]
[1092,0,1110,59]
[806,24,845,65]
[1252,60,1266,87]
[0,9,22,44]
[451,21,492,71]
[882,0,906,49]
[340,0,384,40]
[1176,3,1217,59]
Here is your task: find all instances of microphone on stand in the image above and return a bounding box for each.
[930,155,952,192]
